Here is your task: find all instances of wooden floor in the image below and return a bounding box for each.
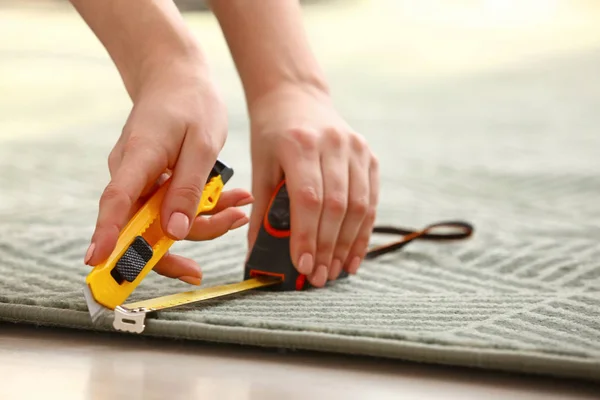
[1,324,598,400]
[1,1,600,398]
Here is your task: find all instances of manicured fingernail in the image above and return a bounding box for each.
[167,212,190,240]
[329,258,342,280]
[157,173,170,186]
[84,243,95,265]
[312,264,328,287]
[235,196,254,207]
[348,256,361,274]
[231,216,248,230]
[179,276,202,285]
[298,253,314,275]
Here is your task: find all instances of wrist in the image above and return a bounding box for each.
[121,35,208,101]
[133,44,208,96]
[208,0,330,109]
[247,79,334,132]
[249,71,329,105]
[69,0,207,101]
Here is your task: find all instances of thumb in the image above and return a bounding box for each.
[246,167,282,258]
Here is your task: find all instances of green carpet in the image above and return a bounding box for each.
[1,47,599,383]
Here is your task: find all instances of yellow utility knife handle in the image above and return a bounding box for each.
[85,160,232,310]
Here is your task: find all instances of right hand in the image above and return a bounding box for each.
[246,84,379,288]
[84,58,249,285]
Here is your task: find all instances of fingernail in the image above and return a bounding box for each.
[298,253,314,275]
[167,212,190,240]
[157,173,171,186]
[312,264,328,287]
[329,258,342,280]
[231,216,248,230]
[179,276,202,285]
[348,256,361,274]
[235,196,254,207]
[84,243,95,265]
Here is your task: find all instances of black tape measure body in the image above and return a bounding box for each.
[243,180,347,291]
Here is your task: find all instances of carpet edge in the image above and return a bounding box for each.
[0,302,598,383]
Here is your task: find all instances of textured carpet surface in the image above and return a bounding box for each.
[1,45,600,382]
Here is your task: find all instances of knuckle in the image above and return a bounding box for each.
[370,153,380,172]
[160,101,190,123]
[120,123,132,139]
[124,134,170,168]
[191,126,221,156]
[334,237,352,252]
[287,128,320,152]
[324,192,347,215]
[318,238,336,254]
[334,247,351,262]
[351,235,370,255]
[293,229,314,249]
[171,184,203,206]
[100,183,132,210]
[349,196,369,216]
[358,236,371,253]
[352,247,368,261]
[357,218,376,243]
[107,151,120,173]
[323,127,345,149]
[121,134,146,156]
[316,247,335,263]
[349,132,368,153]
[298,185,322,210]
[316,237,335,257]
[365,207,377,224]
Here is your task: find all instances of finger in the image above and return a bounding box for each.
[332,142,371,278]
[161,128,219,241]
[328,258,344,281]
[280,129,323,277]
[345,154,379,275]
[309,140,349,287]
[186,207,249,241]
[153,252,202,285]
[202,188,253,216]
[114,172,172,228]
[246,163,280,256]
[139,172,172,207]
[107,121,138,178]
[86,141,166,266]
[143,170,171,198]
[107,147,123,179]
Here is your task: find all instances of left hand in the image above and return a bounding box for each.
[246,84,379,288]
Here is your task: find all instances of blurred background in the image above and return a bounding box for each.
[1,1,600,398]
[2,0,600,144]
[2,0,600,224]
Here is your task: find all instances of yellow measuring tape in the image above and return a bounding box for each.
[112,276,281,333]
[123,276,279,312]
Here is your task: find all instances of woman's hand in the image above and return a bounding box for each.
[247,84,379,288]
[84,59,251,285]
[69,0,253,284]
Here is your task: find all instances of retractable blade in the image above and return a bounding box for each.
[83,284,108,324]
